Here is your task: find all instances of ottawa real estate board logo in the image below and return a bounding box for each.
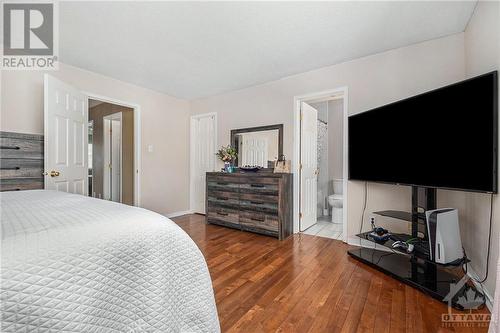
[2,1,58,70]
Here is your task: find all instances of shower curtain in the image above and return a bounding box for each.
[317,120,328,166]
[317,120,328,216]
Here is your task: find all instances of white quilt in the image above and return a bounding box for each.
[1,190,220,333]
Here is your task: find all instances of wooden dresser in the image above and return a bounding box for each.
[0,131,44,192]
[206,172,292,240]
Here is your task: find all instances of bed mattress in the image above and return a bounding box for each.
[1,190,220,332]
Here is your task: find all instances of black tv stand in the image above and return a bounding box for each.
[348,186,484,310]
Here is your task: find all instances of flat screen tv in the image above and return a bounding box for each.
[348,71,498,193]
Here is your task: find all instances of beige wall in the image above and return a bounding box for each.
[191,33,466,237]
[327,99,343,182]
[89,102,134,205]
[439,1,500,300]
[0,63,190,215]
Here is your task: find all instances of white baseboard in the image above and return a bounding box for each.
[165,210,194,218]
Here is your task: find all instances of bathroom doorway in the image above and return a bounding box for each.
[295,88,347,241]
[88,99,135,205]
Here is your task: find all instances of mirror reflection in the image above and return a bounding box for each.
[231,124,283,168]
[234,129,279,167]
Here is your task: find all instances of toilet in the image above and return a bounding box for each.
[328,179,343,224]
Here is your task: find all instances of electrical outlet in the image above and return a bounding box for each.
[369,215,376,227]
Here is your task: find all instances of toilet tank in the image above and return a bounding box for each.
[332,179,343,195]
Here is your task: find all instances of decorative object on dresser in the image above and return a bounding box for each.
[216,145,237,173]
[0,131,44,192]
[273,155,291,173]
[239,165,262,172]
[206,171,292,240]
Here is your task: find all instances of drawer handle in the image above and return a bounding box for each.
[217,182,229,186]
[250,184,265,188]
[0,166,20,170]
[218,197,229,201]
[0,146,20,150]
[217,212,229,216]
[250,201,263,205]
[251,217,265,222]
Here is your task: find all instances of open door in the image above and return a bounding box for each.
[300,102,318,231]
[44,74,88,194]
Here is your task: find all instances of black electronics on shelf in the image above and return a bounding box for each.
[347,186,484,310]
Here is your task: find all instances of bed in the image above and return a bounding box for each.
[1,190,220,332]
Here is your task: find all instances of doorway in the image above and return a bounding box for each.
[294,88,348,241]
[88,99,135,205]
[43,74,141,204]
[190,113,217,214]
[103,112,122,202]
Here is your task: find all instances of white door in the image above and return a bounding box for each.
[241,136,268,167]
[191,114,216,214]
[103,113,122,202]
[44,74,88,194]
[111,118,121,202]
[300,102,318,231]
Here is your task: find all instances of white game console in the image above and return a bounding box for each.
[425,208,463,264]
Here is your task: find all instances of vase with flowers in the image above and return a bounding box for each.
[216,145,237,173]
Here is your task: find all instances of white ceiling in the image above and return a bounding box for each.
[60,1,476,100]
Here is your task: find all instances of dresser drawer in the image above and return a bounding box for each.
[239,211,279,236]
[239,192,278,213]
[207,174,244,183]
[207,207,240,228]
[207,190,239,207]
[207,176,240,192]
[0,137,43,159]
[239,182,278,195]
[0,159,44,178]
[242,177,279,185]
[0,178,44,192]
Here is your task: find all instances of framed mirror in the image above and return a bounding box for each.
[231,124,283,168]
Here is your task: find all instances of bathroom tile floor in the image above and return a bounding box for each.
[302,217,343,240]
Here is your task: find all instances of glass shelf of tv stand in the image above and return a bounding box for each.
[373,210,426,224]
[356,231,468,267]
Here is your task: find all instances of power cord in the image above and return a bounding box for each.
[359,181,368,247]
[463,193,494,284]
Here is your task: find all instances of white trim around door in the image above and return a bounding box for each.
[85,92,142,207]
[293,87,349,242]
[190,112,218,214]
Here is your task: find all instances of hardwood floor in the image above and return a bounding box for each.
[173,214,490,333]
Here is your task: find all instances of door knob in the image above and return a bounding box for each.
[48,170,60,177]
